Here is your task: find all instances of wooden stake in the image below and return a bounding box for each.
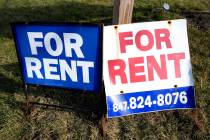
[99,82,108,136]
[112,0,134,24]
[99,0,135,137]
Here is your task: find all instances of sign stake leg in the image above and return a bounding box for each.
[23,84,33,116]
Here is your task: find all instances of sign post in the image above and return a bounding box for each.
[99,0,135,136]
[113,0,134,24]
[103,19,196,118]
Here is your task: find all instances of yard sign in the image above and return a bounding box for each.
[12,23,102,91]
[103,19,196,118]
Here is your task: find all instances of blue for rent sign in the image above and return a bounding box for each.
[12,23,102,91]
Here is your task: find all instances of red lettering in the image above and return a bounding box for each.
[135,30,154,51]
[147,55,167,81]
[108,59,128,85]
[119,32,133,53]
[155,28,172,49]
[129,57,146,83]
[168,53,185,78]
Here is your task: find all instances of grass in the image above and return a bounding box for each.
[0,0,209,139]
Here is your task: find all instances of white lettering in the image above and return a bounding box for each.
[25,57,43,79]
[44,32,63,56]
[59,60,78,82]
[77,61,94,83]
[43,58,60,80]
[64,33,84,58]
[27,32,43,55]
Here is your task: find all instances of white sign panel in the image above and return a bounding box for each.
[103,19,196,118]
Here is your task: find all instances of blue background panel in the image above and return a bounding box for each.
[12,23,102,91]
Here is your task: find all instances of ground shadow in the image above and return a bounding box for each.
[0,1,177,39]
[0,1,113,39]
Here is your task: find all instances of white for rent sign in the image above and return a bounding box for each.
[103,19,196,118]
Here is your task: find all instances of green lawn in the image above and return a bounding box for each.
[0,0,209,139]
